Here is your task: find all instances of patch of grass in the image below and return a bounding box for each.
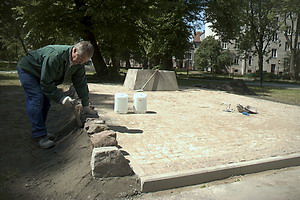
[178,75,300,106]
[177,77,229,88]
[0,62,17,71]
[0,73,20,86]
[85,73,125,84]
[177,71,233,81]
[249,86,300,106]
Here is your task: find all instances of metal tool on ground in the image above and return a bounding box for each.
[136,70,159,92]
[237,104,258,114]
[222,102,234,112]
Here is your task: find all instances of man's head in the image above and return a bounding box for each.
[71,41,94,65]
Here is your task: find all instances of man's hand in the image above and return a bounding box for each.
[61,96,75,108]
[82,106,98,116]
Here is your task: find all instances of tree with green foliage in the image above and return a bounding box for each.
[0,0,26,60]
[194,36,234,74]
[137,0,206,70]
[276,0,300,80]
[218,49,234,74]
[206,0,281,85]
[194,36,220,73]
[1,0,205,79]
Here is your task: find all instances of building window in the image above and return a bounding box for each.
[285,42,291,51]
[234,40,240,49]
[272,33,278,42]
[286,26,292,35]
[185,53,192,59]
[271,49,277,57]
[271,64,276,73]
[221,42,228,49]
[248,56,252,66]
[233,57,239,64]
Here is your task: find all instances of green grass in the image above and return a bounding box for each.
[177,77,227,87]
[248,86,300,106]
[177,71,300,106]
[0,62,17,71]
[0,73,20,86]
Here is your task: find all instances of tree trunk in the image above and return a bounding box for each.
[296,51,300,80]
[84,31,108,77]
[17,33,27,54]
[161,55,173,70]
[111,55,120,70]
[125,58,131,69]
[290,49,296,79]
[290,14,300,80]
[258,52,264,86]
[142,58,148,69]
[74,0,108,78]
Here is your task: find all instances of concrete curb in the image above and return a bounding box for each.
[141,153,300,192]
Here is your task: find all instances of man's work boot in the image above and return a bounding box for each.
[47,132,57,141]
[35,135,55,149]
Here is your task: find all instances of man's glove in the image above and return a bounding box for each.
[61,96,75,108]
[82,106,98,116]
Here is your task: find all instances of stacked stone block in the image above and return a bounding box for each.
[83,117,134,178]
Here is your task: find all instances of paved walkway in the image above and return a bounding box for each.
[88,83,300,191]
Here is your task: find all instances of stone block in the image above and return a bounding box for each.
[91,147,134,178]
[84,118,108,134]
[90,130,118,147]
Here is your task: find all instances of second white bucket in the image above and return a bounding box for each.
[133,93,147,114]
[114,93,128,114]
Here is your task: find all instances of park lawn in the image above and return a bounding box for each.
[177,77,300,106]
[248,86,300,106]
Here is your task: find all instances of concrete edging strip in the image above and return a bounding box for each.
[141,153,300,192]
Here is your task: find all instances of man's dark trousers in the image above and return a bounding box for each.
[17,67,51,138]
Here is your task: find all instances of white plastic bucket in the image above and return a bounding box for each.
[133,93,147,114]
[114,93,128,114]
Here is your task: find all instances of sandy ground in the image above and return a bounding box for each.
[1,81,299,200]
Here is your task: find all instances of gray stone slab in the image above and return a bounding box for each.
[141,153,300,192]
[123,69,179,91]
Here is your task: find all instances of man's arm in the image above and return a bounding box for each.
[71,66,90,106]
[40,55,65,103]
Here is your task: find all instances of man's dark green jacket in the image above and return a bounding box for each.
[17,45,90,106]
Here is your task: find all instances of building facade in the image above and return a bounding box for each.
[203,22,297,76]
